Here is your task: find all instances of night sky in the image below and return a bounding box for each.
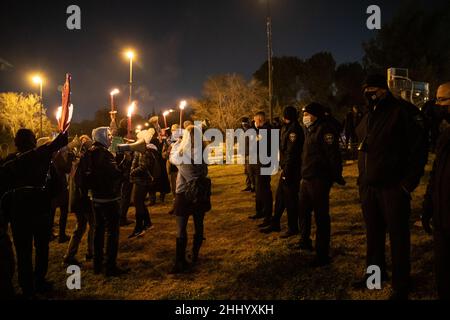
[0,0,431,121]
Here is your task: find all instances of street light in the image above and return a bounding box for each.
[179,100,187,127]
[32,74,44,137]
[124,50,135,104]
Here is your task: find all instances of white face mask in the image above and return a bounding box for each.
[303,116,313,128]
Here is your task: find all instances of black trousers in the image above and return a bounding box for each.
[93,201,120,271]
[299,178,332,259]
[11,213,51,294]
[51,189,69,236]
[133,184,151,231]
[434,230,450,299]
[120,180,133,223]
[255,174,272,220]
[65,208,94,260]
[245,163,255,189]
[359,184,411,292]
[273,178,299,232]
[0,232,15,298]
[10,190,51,295]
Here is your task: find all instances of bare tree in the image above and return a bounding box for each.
[192,74,268,132]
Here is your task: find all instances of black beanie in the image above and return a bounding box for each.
[283,106,298,121]
[303,103,325,118]
[363,74,389,90]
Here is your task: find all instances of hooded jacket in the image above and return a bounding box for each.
[80,127,122,202]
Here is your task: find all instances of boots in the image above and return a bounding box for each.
[170,237,189,274]
[192,234,205,264]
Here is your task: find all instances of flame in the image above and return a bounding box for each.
[127,102,136,117]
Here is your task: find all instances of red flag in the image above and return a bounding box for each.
[59,73,72,133]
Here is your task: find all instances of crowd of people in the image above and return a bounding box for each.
[0,74,449,301]
[0,114,211,299]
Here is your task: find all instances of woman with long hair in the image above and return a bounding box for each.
[169,125,211,273]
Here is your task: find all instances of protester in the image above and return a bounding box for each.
[1,129,68,298]
[163,124,180,199]
[49,147,73,243]
[80,127,125,276]
[128,129,161,238]
[63,135,94,266]
[169,125,211,273]
[114,118,134,226]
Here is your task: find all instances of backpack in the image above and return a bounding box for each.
[184,176,212,212]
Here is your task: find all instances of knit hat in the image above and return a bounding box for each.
[283,106,298,121]
[302,103,325,118]
[363,74,389,90]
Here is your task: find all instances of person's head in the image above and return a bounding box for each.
[14,129,36,153]
[117,118,128,138]
[183,120,193,129]
[363,74,389,107]
[149,116,160,127]
[283,106,298,124]
[79,135,93,151]
[253,111,266,128]
[436,82,450,108]
[435,82,450,124]
[302,103,325,128]
[171,124,180,133]
[179,125,205,161]
[92,127,112,148]
[241,117,251,130]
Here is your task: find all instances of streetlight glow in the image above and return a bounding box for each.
[32,75,43,85]
[110,88,120,96]
[125,50,135,60]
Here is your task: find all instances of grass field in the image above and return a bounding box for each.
[24,160,437,300]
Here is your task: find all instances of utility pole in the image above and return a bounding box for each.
[266,0,273,124]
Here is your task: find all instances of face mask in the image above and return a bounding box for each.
[303,116,313,128]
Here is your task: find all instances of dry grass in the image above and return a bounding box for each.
[23,160,437,300]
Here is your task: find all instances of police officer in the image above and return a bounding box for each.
[248,112,273,222]
[422,82,450,299]
[354,74,428,300]
[298,103,344,267]
[1,129,68,297]
[261,106,304,238]
[241,117,255,192]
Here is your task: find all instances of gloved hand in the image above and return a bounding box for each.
[421,214,432,235]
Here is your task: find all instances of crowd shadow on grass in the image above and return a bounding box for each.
[208,248,354,300]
